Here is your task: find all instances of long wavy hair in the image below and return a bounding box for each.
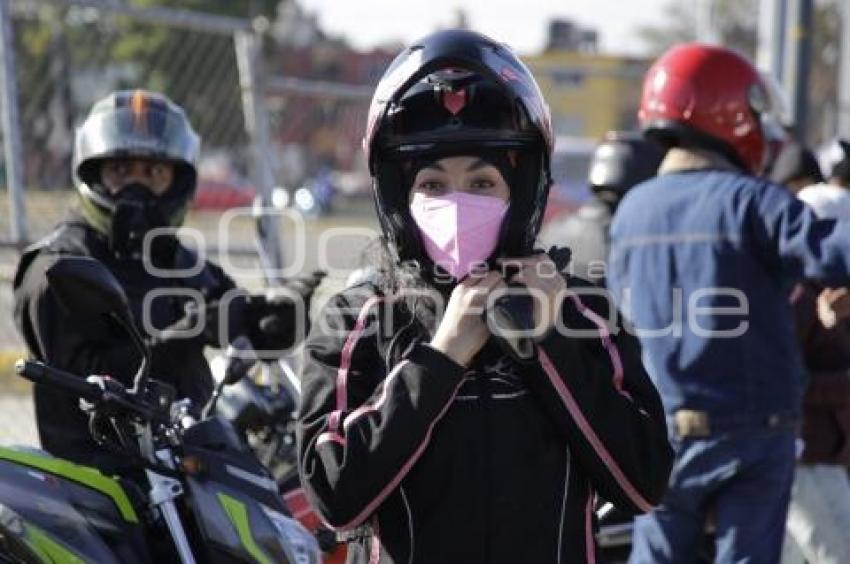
[355,237,448,367]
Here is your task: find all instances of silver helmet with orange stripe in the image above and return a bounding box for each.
[73,90,199,255]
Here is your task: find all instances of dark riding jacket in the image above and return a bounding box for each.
[13,217,234,471]
[297,280,672,563]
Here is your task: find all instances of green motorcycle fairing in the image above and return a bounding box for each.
[181,417,320,563]
[0,447,150,563]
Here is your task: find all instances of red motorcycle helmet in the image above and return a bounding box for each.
[639,43,779,175]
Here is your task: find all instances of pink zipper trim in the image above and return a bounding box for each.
[334,377,466,531]
[538,348,654,513]
[342,361,410,431]
[328,296,384,433]
[568,294,626,395]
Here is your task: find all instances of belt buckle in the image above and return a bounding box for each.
[675,409,711,438]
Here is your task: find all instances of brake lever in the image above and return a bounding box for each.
[82,375,161,424]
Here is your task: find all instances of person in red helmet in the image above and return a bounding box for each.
[606,43,850,562]
[297,29,673,563]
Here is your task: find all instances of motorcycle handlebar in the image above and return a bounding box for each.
[15,359,155,421]
[15,359,102,402]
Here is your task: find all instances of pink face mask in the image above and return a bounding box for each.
[409,191,509,280]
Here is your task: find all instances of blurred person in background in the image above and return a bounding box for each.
[770,142,826,194]
[607,44,850,563]
[297,30,673,563]
[795,140,850,219]
[13,90,312,473]
[539,131,664,285]
[779,150,850,564]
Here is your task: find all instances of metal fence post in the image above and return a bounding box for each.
[786,0,813,141]
[838,0,850,139]
[0,0,27,246]
[757,0,787,82]
[234,27,284,283]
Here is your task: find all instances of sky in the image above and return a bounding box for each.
[298,0,672,56]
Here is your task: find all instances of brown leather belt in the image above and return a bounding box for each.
[674,409,711,438]
[670,409,798,438]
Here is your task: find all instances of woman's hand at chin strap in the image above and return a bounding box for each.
[428,270,507,367]
[498,254,568,335]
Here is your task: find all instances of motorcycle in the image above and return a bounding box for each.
[210,195,347,563]
[213,326,346,563]
[0,256,321,563]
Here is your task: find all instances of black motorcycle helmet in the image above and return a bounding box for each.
[73,90,200,240]
[363,29,554,267]
[588,131,665,207]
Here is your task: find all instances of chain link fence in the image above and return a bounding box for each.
[5,0,256,227]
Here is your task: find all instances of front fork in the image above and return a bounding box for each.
[147,453,196,564]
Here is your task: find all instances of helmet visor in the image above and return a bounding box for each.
[75,103,200,172]
[365,33,552,161]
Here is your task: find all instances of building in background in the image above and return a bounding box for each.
[526,19,650,140]
[545,19,599,53]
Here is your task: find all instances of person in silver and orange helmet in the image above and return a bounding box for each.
[297,30,672,563]
[71,90,201,263]
[14,90,317,473]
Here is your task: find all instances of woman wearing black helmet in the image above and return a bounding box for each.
[297,30,672,563]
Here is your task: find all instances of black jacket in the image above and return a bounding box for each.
[297,280,672,563]
[791,282,850,465]
[13,218,235,471]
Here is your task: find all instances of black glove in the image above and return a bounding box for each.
[486,247,571,361]
[145,271,325,357]
[243,270,326,356]
[146,295,247,351]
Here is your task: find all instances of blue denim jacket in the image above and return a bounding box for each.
[607,168,850,422]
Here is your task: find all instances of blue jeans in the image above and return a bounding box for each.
[629,428,796,564]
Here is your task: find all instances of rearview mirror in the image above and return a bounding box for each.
[46,256,150,394]
[47,256,132,325]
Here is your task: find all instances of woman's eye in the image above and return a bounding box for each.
[469,178,496,190]
[418,180,445,192]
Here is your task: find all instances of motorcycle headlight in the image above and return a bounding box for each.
[261,505,322,564]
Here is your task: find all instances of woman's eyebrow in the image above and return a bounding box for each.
[421,162,445,172]
[466,159,492,172]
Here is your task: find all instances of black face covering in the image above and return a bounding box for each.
[109,183,176,264]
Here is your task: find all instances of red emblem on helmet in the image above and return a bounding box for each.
[442,89,467,115]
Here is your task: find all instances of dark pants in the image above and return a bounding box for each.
[629,428,796,564]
